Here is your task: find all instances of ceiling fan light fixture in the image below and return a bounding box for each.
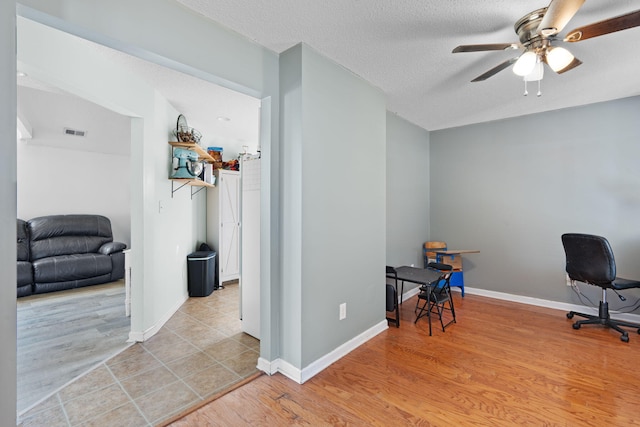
[513,51,537,76]
[546,46,575,72]
[524,61,544,81]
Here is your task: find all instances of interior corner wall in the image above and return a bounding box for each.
[0,2,17,424]
[430,96,640,309]
[386,112,430,271]
[280,44,387,370]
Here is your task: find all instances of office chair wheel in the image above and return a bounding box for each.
[567,312,574,319]
[621,334,629,343]
[572,322,581,330]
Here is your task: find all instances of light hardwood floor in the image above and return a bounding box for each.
[170,292,640,426]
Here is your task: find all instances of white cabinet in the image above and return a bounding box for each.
[207,170,240,283]
[240,157,261,339]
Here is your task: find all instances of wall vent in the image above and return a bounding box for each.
[63,127,87,137]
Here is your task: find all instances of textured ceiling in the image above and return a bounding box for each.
[176,0,640,131]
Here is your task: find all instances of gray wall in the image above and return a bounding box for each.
[1,3,17,425]
[280,44,387,368]
[431,96,640,309]
[386,112,430,270]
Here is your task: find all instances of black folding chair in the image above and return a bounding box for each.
[386,266,400,327]
[414,263,456,335]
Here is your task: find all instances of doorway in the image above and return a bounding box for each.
[16,15,266,419]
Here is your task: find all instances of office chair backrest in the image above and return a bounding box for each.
[561,233,616,287]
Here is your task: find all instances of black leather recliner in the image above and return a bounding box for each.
[17,219,33,297]
[16,215,127,297]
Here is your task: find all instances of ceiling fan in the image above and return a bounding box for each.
[452,0,640,94]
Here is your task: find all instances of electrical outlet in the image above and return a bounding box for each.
[339,303,347,320]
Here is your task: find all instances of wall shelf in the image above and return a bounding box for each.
[169,141,214,162]
[169,141,215,198]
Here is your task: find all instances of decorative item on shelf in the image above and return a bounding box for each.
[173,127,202,144]
[203,163,216,185]
[173,114,202,143]
[222,159,240,171]
[207,146,224,170]
[171,147,203,179]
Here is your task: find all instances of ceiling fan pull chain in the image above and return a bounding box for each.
[537,79,542,97]
[523,79,528,96]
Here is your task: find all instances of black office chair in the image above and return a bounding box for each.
[386,266,400,327]
[414,262,456,336]
[561,233,640,342]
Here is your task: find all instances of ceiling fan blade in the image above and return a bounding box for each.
[537,0,585,36]
[453,43,518,53]
[564,9,640,42]
[471,57,518,82]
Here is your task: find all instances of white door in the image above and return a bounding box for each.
[240,157,260,339]
[219,171,240,282]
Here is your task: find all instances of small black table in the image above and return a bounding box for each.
[386,266,442,327]
[395,266,442,287]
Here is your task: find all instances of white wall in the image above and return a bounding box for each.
[386,112,430,270]
[17,143,131,245]
[1,2,17,425]
[17,87,131,245]
[430,96,640,309]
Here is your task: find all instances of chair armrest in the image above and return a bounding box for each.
[99,241,127,255]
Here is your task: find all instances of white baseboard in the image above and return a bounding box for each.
[128,293,189,342]
[273,358,303,383]
[401,286,420,303]
[256,357,279,376]
[462,286,640,323]
[258,319,389,384]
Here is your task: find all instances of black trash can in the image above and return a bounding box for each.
[187,251,216,297]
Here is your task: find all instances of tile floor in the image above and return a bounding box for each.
[17,281,131,413]
[18,282,260,427]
